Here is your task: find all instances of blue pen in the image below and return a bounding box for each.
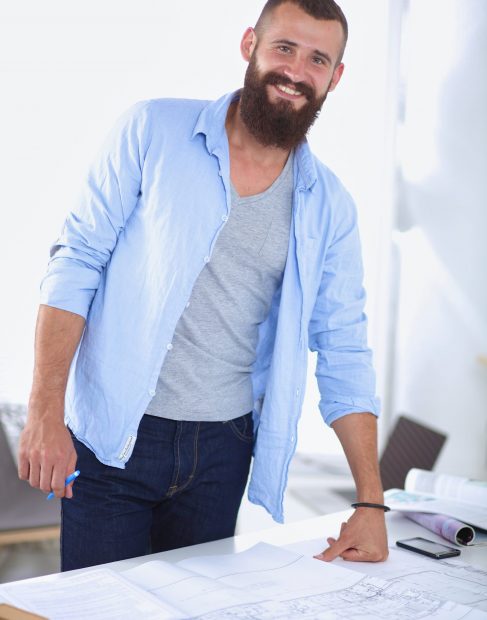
[47,470,80,500]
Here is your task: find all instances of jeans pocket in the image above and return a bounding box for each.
[226,413,254,444]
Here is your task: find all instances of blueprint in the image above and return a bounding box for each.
[2,542,485,619]
[124,542,487,619]
[288,539,487,613]
[186,579,485,619]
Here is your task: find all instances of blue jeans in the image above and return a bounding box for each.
[61,413,253,571]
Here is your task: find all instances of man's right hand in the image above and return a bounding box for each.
[18,305,85,499]
[18,399,77,499]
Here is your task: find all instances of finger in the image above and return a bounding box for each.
[18,452,30,480]
[320,536,351,562]
[314,538,336,560]
[68,451,77,478]
[65,482,74,499]
[50,466,69,499]
[64,450,78,499]
[64,472,76,500]
[39,463,55,494]
[325,523,345,549]
[28,460,41,489]
[314,525,349,560]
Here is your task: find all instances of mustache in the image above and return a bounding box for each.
[262,72,316,101]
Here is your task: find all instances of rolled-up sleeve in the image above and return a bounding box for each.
[40,100,152,319]
[308,191,380,426]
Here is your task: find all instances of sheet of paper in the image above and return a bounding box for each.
[0,568,180,620]
[178,541,361,594]
[123,559,267,617]
[287,538,487,613]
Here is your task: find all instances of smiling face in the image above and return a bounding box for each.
[239,2,345,149]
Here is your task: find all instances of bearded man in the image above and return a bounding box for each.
[19,0,389,570]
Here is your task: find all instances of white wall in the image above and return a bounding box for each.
[0,1,393,456]
[392,0,487,478]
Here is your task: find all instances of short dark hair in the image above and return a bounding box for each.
[254,0,348,65]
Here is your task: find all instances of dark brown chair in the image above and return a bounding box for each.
[379,415,448,491]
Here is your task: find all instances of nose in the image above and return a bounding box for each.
[282,54,307,85]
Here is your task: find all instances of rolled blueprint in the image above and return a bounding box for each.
[404,511,475,545]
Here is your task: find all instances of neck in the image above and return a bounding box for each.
[225,100,291,168]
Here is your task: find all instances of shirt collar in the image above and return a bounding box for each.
[192,90,317,191]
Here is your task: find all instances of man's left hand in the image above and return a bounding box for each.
[314,508,389,562]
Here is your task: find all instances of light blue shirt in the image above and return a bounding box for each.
[40,91,380,522]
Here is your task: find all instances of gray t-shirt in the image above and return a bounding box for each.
[145,152,294,421]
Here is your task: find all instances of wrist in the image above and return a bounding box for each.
[355,485,384,503]
[28,391,65,421]
[31,370,68,395]
[356,493,384,504]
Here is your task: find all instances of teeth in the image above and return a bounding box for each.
[277,84,302,96]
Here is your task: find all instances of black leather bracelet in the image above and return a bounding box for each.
[351,502,390,512]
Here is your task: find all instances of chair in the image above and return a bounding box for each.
[379,415,448,491]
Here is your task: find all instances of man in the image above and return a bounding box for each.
[19,0,388,570]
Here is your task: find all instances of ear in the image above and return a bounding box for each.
[328,62,345,92]
[240,27,257,62]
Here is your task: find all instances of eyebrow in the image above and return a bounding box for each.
[272,39,333,66]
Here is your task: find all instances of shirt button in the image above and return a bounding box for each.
[221,215,228,222]
[166,343,173,351]
[296,389,300,397]
[149,389,156,396]
[218,170,223,176]
[204,256,210,263]
[290,435,296,443]
[185,301,190,308]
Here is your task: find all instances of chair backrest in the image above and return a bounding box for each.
[0,401,26,464]
[379,415,447,491]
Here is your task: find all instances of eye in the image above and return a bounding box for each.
[277,45,291,53]
[312,56,324,65]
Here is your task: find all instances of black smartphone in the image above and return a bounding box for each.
[396,537,461,559]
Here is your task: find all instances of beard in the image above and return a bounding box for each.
[239,53,329,150]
